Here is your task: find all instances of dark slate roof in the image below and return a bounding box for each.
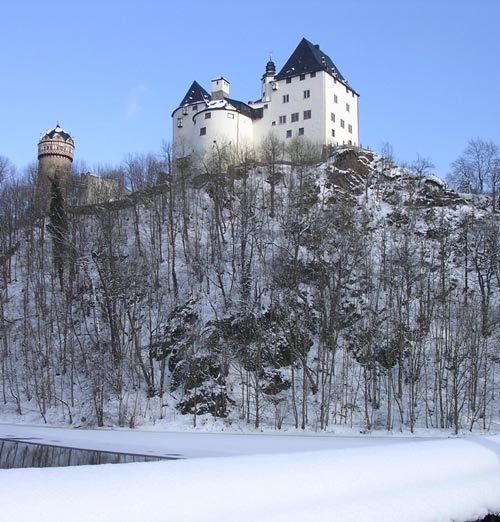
[43,124,73,142]
[226,98,263,120]
[275,38,348,84]
[178,81,211,107]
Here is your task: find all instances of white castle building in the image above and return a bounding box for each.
[172,38,359,161]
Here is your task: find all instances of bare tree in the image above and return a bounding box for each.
[449,139,500,211]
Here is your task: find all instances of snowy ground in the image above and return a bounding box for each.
[1,424,500,521]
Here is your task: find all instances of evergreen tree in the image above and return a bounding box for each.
[47,175,67,288]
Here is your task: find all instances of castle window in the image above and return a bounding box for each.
[340,119,345,129]
[303,110,311,120]
[227,113,235,119]
[303,90,310,99]
[192,105,198,111]
[310,72,316,78]
[298,127,305,136]
[331,112,335,122]
[272,121,276,126]
[286,78,292,84]
[282,94,289,103]
[286,130,292,138]
[348,124,353,133]
[279,115,287,125]
[177,118,183,128]
[346,103,350,112]
[331,129,335,137]
[182,107,188,115]
[205,112,211,119]
[334,94,338,103]
[291,112,299,122]
[200,127,207,136]
[300,74,306,81]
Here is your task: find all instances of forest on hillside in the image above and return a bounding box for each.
[1,140,500,433]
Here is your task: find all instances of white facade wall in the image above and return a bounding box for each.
[252,72,326,145]
[191,107,254,157]
[173,103,204,158]
[251,71,359,149]
[323,74,359,147]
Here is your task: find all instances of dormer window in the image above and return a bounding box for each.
[310,72,316,78]
[286,78,292,84]
[300,74,306,81]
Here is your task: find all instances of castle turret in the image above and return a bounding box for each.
[261,57,277,102]
[36,123,74,213]
[211,77,230,100]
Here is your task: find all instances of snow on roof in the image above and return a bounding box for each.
[0,436,499,522]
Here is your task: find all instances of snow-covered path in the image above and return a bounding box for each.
[0,422,421,458]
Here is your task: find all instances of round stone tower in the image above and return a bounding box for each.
[37,123,75,214]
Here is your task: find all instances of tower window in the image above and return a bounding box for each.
[279,115,287,124]
[286,78,292,84]
[192,105,198,111]
[286,130,292,138]
[205,112,211,119]
[300,74,306,81]
[310,72,316,78]
[200,127,207,136]
[177,117,183,128]
[283,94,289,103]
[291,112,299,122]
[303,90,310,99]
[298,127,305,136]
[303,110,311,120]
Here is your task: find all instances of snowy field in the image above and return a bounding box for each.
[0,424,500,521]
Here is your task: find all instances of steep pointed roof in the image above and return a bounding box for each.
[275,38,348,84]
[178,80,211,107]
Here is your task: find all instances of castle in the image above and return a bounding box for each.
[172,38,359,161]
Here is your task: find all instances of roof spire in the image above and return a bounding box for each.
[264,51,276,77]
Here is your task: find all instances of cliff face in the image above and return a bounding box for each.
[2,146,499,433]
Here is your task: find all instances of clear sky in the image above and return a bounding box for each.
[1,0,499,179]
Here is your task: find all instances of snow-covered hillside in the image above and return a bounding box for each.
[1,146,499,433]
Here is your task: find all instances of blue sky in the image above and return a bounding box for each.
[1,0,499,178]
